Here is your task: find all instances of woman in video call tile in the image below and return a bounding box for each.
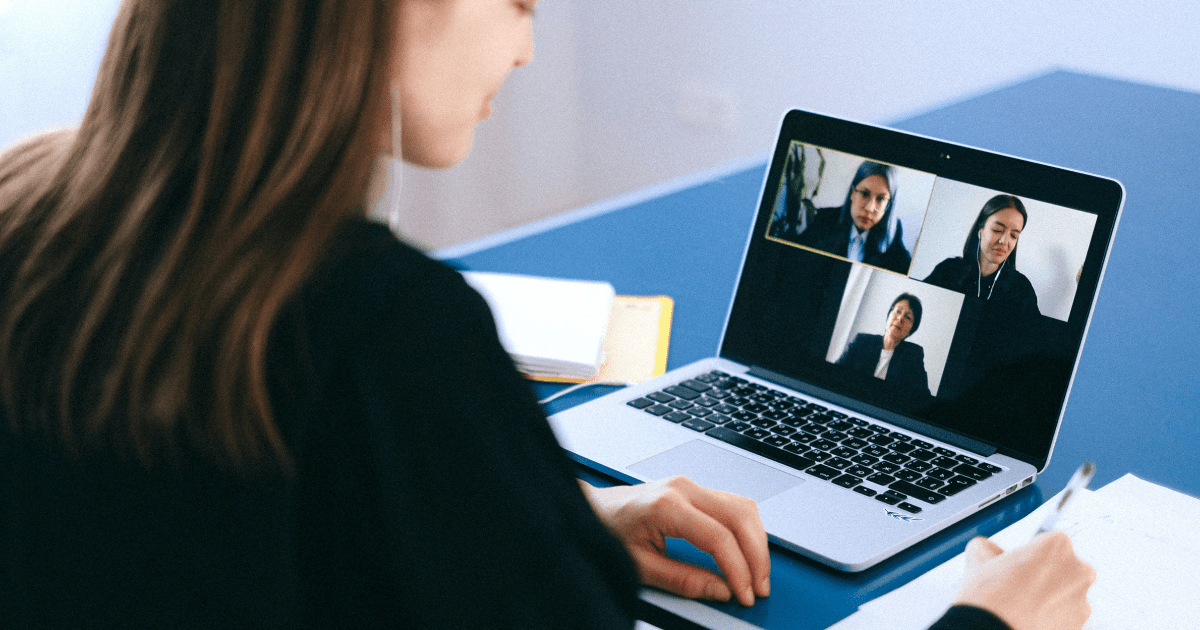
[799,161,912,274]
[923,195,1040,317]
[837,293,930,396]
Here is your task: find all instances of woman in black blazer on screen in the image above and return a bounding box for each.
[838,293,931,396]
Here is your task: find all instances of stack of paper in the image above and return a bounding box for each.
[463,271,672,384]
[827,474,1200,630]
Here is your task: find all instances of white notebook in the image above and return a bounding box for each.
[463,271,615,381]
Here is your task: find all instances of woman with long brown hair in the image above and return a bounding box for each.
[0,2,1092,629]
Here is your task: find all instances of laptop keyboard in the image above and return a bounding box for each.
[626,371,1003,514]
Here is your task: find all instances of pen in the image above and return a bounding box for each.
[1034,461,1096,537]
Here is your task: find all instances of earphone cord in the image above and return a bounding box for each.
[977,246,1006,300]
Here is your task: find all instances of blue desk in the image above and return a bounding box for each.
[442,70,1200,629]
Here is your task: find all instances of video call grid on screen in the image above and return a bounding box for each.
[723,128,1117,464]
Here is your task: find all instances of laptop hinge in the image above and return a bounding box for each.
[748,366,998,458]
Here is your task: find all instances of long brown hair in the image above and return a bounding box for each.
[0,0,396,475]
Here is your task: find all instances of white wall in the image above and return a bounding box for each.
[5,1,1200,249]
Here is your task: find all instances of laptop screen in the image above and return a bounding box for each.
[720,110,1122,470]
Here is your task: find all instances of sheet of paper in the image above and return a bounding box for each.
[828,474,1200,630]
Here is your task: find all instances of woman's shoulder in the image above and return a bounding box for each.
[289,219,490,346]
[898,339,926,359]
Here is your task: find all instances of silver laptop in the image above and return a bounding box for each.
[548,109,1123,571]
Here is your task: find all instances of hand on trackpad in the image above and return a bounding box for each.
[627,440,804,503]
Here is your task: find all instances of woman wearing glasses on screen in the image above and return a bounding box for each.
[0,1,1089,629]
[800,160,913,274]
[923,195,1040,318]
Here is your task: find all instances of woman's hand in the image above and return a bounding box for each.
[954,532,1096,630]
[580,476,770,607]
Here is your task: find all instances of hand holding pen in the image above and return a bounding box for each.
[1035,461,1096,537]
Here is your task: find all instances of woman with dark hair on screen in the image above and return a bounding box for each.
[0,2,1091,629]
[837,293,931,396]
[924,194,1040,317]
[801,160,912,273]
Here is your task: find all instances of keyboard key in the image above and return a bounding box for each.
[706,414,731,425]
[830,447,857,459]
[726,421,752,432]
[841,437,869,450]
[846,417,868,427]
[952,463,993,481]
[713,404,738,415]
[681,418,715,432]
[695,371,724,383]
[693,397,720,408]
[911,439,934,450]
[904,460,933,472]
[626,398,655,409]
[645,404,673,416]
[875,493,901,505]
[805,465,840,480]
[853,486,877,498]
[826,420,854,432]
[873,461,901,474]
[926,467,955,481]
[750,418,778,430]
[978,462,1003,474]
[811,439,838,451]
[808,451,832,463]
[890,433,912,442]
[826,411,848,419]
[933,447,956,457]
[826,458,852,470]
[941,476,977,496]
[931,456,960,469]
[909,449,937,461]
[687,407,713,418]
[763,435,791,448]
[772,426,797,437]
[889,480,946,504]
[882,452,911,465]
[954,454,979,465]
[782,441,811,454]
[743,403,770,413]
[895,469,922,482]
[663,411,692,423]
[679,379,712,393]
[847,427,874,439]
[846,465,873,478]
[705,427,816,473]
[867,472,897,486]
[916,477,946,490]
[896,502,922,514]
[731,411,759,422]
[744,428,772,440]
[867,434,897,446]
[832,474,862,489]
[862,445,889,458]
[664,385,701,400]
[890,442,917,454]
[851,453,879,466]
[647,391,675,403]
[668,399,693,410]
[882,490,908,501]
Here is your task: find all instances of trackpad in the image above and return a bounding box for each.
[627,440,804,503]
